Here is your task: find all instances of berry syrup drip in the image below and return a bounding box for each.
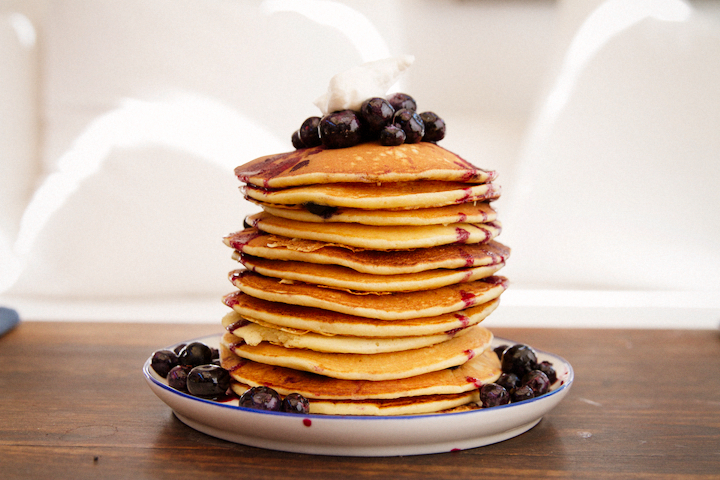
[229,270,245,284]
[457,212,467,223]
[303,418,312,427]
[458,248,476,267]
[465,376,481,388]
[464,349,476,360]
[223,291,241,308]
[455,227,470,243]
[227,229,262,250]
[457,187,473,204]
[227,359,248,373]
[454,313,471,328]
[226,318,252,333]
[235,147,324,188]
[483,276,509,288]
[228,339,247,350]
[449,150,495,181]
[459,290,476,308]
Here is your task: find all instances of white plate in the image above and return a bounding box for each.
[143,335,573,456]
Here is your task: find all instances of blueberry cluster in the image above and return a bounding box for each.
[292,93,446,149]
[151,343,310,414]
[238,386,310,414]
[479,344,558,408]
[151,342,230,398]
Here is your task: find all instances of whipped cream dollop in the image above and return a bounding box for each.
[314,55,415,115]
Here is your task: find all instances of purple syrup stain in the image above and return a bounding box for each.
[457,212,467,223]
[303,418,312,427]
[455,228,470,243]
[454,313,470,328]
[465,376,481,388]
[229,270,244,284]
[226,319,251,333]
[457,187,473,204]
[464,349,476,360]
[444,327,464,336]
[228,359,248,372]
[223,291,241,307]
[229,230,261,250]
[459,290,476,308]
[450,448,462,453]
[289,159,310,172]
[458,249,475,267]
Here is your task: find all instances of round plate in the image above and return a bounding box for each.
[143,335,573,456]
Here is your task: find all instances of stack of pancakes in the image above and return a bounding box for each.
[220,141,511,415]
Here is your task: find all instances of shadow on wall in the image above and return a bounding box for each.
[502,0,720,293]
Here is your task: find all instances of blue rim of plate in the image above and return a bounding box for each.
[143,334,574,421]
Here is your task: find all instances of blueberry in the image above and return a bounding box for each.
[386,92,417,112]
[359,97,395,133]
[186,364,231,398]
[537,361,557,385]
[479,383,510,408]
[522,370,550,396]
[319,110,362,149]
[393,109,424,144]
[151,350,179,378]
[282,393,310,414]
[493,344,509,360]
[291,130,305,149]
[304,202,339,219]
[379,124,406,146]
[177,342,213,368]
[501,344,538,377]
[511,384,535,403]
[496,372,521,392]
[238,386,282,411]
[167,365,192,392]
[299,116,322,147]
[419,111,446,142]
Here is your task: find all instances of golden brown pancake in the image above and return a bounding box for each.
[222,291,500,337]
[239,255,504,292]
[221,311,469,353]
[251,200,498,226]
[229,380,481,416]
[230,270,508,320]
[224,230,511,275]
[244,181,500,210]
[234,141,496,189]
[221,325,493,380]
[246,212,501,250]
[221,344,500,399]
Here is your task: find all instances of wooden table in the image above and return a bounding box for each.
[1,321,718,479]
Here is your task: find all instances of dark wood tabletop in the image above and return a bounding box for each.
[1,321,718,479]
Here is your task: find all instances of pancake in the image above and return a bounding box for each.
[224,230,511,275]
[221,324,493,380]
[221,310,470,353]
[239,254,504,292]
[229,381,480,416]
[223,291,500,337]
[221,344,500,399]
[230,270,508,320]
[244,181,501,210]
[246,212,501,250]
[234,141,496,189]
[251,200,498,226]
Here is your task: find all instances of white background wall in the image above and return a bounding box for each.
[1,0,719,327]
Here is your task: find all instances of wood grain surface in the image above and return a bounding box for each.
[1,321,718,479]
